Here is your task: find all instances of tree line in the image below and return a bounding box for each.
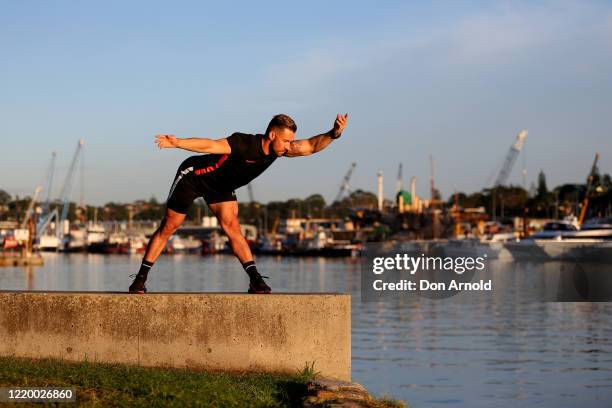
[1,169,610,227]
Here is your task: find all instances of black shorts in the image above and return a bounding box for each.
[166,165,236,214]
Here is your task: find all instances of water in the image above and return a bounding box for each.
[2,253,612,407]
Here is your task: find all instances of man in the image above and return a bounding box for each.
[129,113,349,294]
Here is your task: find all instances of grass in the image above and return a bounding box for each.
[0,357,407,407]
[0,356,314,407]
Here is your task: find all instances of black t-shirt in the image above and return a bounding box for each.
[186,132,277,193]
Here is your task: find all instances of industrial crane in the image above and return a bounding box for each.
[333,163,356,203]
[494,130,528,187]
[57,139,85,232]
[491,130,527,221]
[20,186,42,229]
[578,153,600,226]
[36,152,57,234]
[36,140,85,241]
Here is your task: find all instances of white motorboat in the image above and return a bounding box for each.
[37,234,60,251]
[505,218,612,262]
[167,235,202,253]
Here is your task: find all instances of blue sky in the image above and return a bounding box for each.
[1,0,611,205]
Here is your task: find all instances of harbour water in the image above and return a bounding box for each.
[1,253,611,407]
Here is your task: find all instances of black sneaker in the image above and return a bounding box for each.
[128,274,148,294]
[247,272,271,294]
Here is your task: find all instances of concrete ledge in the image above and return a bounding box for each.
[0,292,351,381]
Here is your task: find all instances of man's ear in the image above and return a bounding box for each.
[268,130,276,141]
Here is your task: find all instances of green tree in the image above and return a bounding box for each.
[0,189,11,205]
[537,170,548,198]
[304,194,326,218]
[102,202,129,221]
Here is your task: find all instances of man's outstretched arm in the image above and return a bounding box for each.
[155,135,231,154]
[284,113,349,157]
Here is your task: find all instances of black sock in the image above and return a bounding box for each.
[137,260,154,280]
[242,261,258,278]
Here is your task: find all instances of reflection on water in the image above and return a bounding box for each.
[1,253,611,407]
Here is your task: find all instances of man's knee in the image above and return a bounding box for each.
[159,217,182,237]
[220,218,241,235]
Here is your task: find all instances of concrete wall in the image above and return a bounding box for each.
[0,292,351,381]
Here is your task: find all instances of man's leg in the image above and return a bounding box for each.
[129,208,186,293]
[209,201,271,293]
[143,208,186,262]
[208,201,252,263]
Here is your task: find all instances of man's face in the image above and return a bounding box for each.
[269,127,296,156]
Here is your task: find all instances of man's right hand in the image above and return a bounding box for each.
[332,113,349,139]
[155,134,179,148]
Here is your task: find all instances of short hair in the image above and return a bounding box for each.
[265,114,297,136]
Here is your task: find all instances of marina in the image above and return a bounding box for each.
[2,132,609,268]
[1,130,610,269]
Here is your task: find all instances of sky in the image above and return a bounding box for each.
[1,0,611,206]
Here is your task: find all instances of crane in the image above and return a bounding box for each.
[333,163,356,203]
[494,130,528,187]
[46,140,84,240]
[36,207,59,238]
[36,152,57,233]
[21,186,42,229]
[58,140,85,229]
[36,142,84,240]
[491,130,527,221]
[578,153,600,226]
